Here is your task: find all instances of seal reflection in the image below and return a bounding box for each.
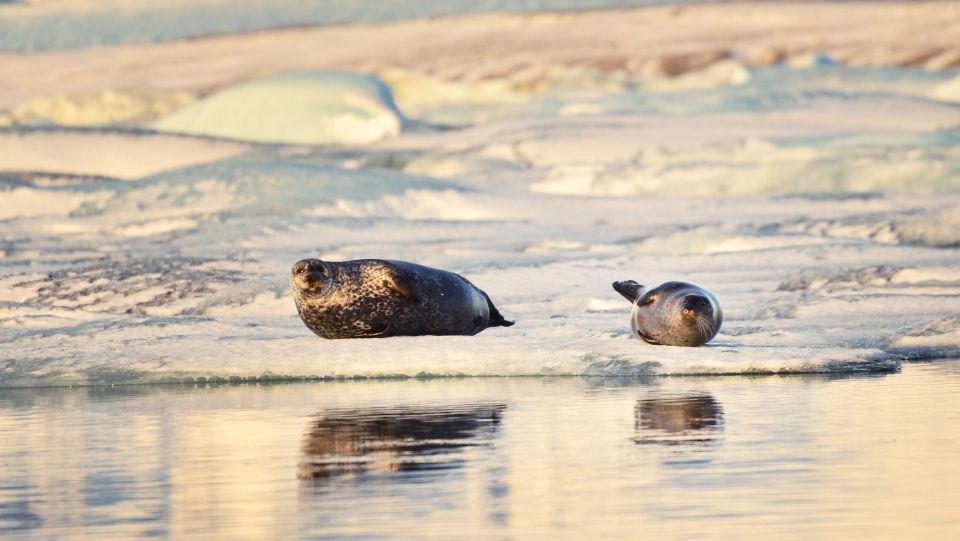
[634,394,724,446]
[299,404,506,480]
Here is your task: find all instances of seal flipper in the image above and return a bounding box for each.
[612,280,644,303]
[452,272,514,328]
[357,323,392,338]
[383,268,416,302]
[484,292,515,327]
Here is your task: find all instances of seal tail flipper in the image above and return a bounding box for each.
[612,280,644,303]
[482,291,515,327]
[453,272,515,328]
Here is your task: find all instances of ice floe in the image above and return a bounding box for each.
[152,71,404,145]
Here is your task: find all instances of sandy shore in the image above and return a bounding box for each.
[2,1,959,108]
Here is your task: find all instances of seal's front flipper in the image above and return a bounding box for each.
[357,323,392,338]
[612,280,644,303]
[383,268,416,302]
[482,291,515,327]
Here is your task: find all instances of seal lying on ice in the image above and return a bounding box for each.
[612,280,722,347]
[291,258,514,338]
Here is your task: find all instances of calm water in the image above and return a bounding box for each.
[0,363,957,540]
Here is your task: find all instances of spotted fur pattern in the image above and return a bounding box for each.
[291,258,514,338]
[612,280,722,347]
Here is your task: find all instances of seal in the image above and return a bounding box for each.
[612,280,722,346]
[291,258,514,338]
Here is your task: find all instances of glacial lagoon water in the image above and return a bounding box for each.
[1,362,956,540]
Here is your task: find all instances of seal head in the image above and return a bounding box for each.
[612,280,722,347]
[291,258,514,338]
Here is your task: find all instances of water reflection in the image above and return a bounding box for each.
[634,394,724,446]
[2,370,956,540]
[299,404,506,481]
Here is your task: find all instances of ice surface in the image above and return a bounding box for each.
[931,73,960,103]
[152,71,404,145]
[3,176,955,384]
[3,89,196,126]
[0,128,251,180]
[2,4,959,385]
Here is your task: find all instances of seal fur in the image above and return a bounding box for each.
[291,258,514,338]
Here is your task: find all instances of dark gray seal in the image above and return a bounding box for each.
[291,258,514,338]
[612,280,722,347]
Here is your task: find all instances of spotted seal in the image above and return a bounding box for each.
[291,258,514,338]
[612,280,722,346]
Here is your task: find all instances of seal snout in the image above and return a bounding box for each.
[291,260,311,276]
[291,259,332,294]
[681,294,712,318]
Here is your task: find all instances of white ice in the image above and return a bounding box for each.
[152,71,404,145]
